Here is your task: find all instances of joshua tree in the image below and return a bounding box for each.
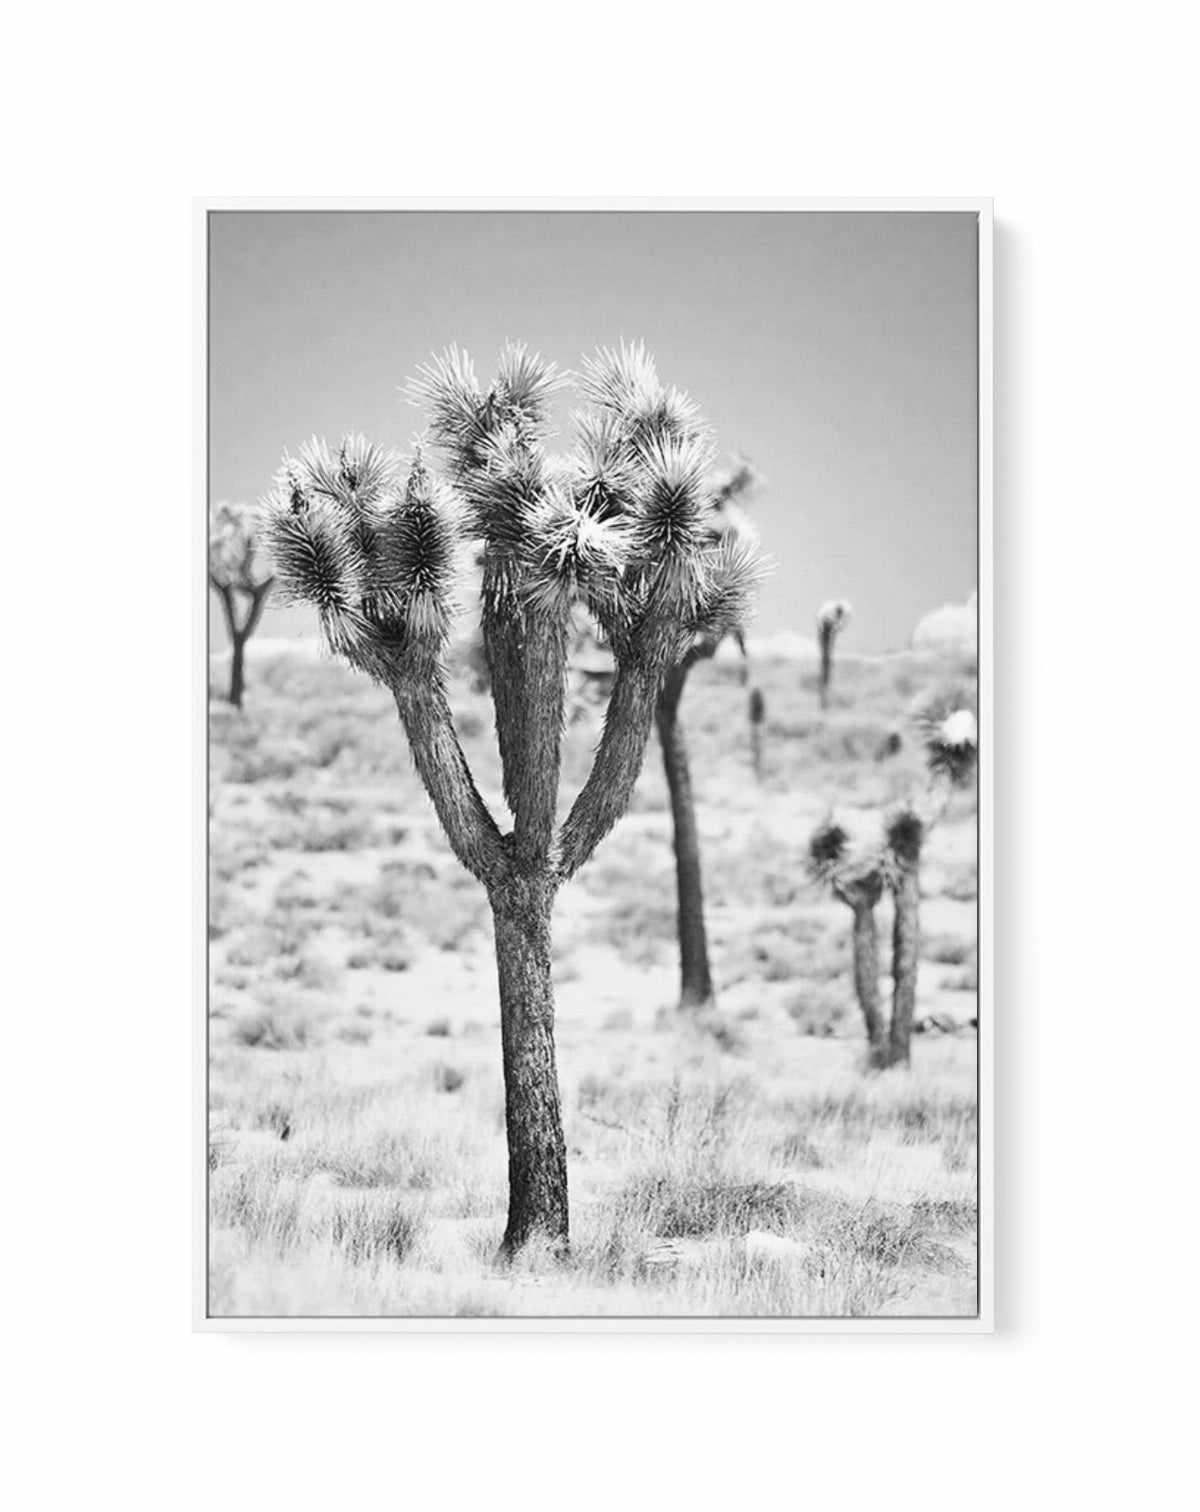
[883,698,978,1066]
[815,598,851,710]
[209,500,274,708]
[654,457,764,1010]
[523,455,764,1012]
[807,822,887,1059]
[261,343,760,1254]
[748,684,766,780]
[808,695,977,1068]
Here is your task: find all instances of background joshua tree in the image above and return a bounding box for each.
[807,822,888,1061]
[209,499,274,708]
[502,451,764,1012]
[653,456,764,1011]
[884,696,978,1066]
[748,685,766,780]
[815,598,851,710]
[808,693,977,1069]
[261,343,760,1255]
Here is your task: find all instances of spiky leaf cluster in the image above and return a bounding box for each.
[630,434,716,600]
[579,342,703,454]
[807,818,851,885]
[883,803,926,876]
[405,343,566,476]
[523,487,630,619]
[261,434,458,670]
[913,688,978,788]
[817,598,852,634]
[808,815,886,907]
[685,536,769,645]
[298,433,400,509]
[209,499,271,590]
[369,459,460,645]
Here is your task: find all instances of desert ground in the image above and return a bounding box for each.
[207,640,978,1318]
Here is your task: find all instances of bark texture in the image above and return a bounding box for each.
[482,589,567,868]
[491,878,569,1254]
[887,862,921,1066]
[850,899,888,1062]
[656,664,714,1009]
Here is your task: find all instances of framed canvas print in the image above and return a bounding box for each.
[196,198,992,1331]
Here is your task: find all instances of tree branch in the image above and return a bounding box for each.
[212,580,237,641]
[384,647,507,887]
[557,641,674,881]
[241,579,274,640]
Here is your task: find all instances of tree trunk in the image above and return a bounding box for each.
[491,878,569,1255]
[656,668,715,1010]
[887,863,921,1066]
[228,632,246,709]
[850,901,888,1063]
[748,686,765,781]
[818,624,833,710]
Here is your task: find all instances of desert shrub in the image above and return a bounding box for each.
[352,863,488,951]
[596,893,675,967]
[331,1199,424,1265]
[613,1174,810,1238]
[223,738,309,786]
[211,1164,305,1254]
[212,968,250,992]
[775,1132,824,1169]
[433,1063,466,1093]
[789,1084,977,1145]
[577,1074,754,1167]
[254,1101,294,1140]
[944,965,979,992]
[319,1129,445,1190]
[272,870,324,913]
[231,1011,315,1050]
[784,985,850,1036]
[745,929,810,983]
[805,1197,963,1274]
[911,1196,978,1234]
[336,1022,373,1045]
[923,934,975,966]
[425,1017,452,1038]
[273,953,338,991]
[210,835,271,884]
[940,863,978,902]
[225,924,305,969]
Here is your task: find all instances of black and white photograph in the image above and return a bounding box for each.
[203,204,989,1324]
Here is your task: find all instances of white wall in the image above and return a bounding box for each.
[7,4,1194,1508]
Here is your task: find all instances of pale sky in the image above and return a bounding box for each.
[209,210,978,652]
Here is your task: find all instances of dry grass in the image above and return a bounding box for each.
[207,645,978,1318]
